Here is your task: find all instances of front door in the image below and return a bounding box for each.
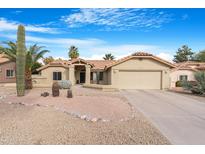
[80,72,85,83]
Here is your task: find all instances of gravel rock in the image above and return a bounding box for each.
[91,118,98,122]
[0,103,170,145]
[80,115,87,120]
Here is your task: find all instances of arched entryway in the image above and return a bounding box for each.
[68,58,93,85]
[75,65,86,84]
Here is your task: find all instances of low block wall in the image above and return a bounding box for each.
[32,75,51,88]
[83,84,118,92]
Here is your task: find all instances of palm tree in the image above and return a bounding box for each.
[1,41,17,61]
[1,41,49,89]
[68,45,79,59]
[25,44,49,89]
[103,53,115,60]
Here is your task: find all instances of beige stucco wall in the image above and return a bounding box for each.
[170,70,195,88]
[32,74,48,87]
[107,68,112,85]
[33,66,69,87]
[32,58,172,89]
[108,58,172,89]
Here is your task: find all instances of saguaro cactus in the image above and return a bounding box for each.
[16,25,26,96]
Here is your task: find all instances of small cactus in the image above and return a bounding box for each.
[67,89,73,98]
[52,82,60,97]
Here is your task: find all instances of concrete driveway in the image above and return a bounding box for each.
[122,90,205,144]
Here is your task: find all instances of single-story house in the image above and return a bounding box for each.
[35,52,175,90]
[170,61,205,88]
[0,54,16,83]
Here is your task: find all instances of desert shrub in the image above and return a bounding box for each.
[57,80,72,89]
[182,71,205,95]
[176,81,183,87]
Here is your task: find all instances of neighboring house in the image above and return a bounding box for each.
[0,54,16,83]
[35,52,175,90]
[170,61,205,88]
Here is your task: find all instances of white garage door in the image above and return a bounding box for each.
[118,70,162,89]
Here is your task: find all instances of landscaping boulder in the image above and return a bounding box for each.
[67,89,73,98]
[58,80,72,89]
[41,92,49,97]
[52,82,60,97]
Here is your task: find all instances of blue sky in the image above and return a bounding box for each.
[0,8,205,61]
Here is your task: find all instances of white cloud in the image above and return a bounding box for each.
[157,52,173,62]
[1,34,104,47]
[2,33,173,62]
[62,9,173,31]
[81,54,133,60]
[81,54,105,60]
[0,18,59,34]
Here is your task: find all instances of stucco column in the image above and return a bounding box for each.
[85,65,91,84]
[161,70,164,90]
[69,65,75,85]
[113,69,119,87]
[96,71,100,84]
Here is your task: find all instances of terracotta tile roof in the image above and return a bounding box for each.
[87,60,115,70]
[131,52,153,56]
[172,61,205,71]
[0,54,10,64]
[70,58,94,66]
[36,59,70,71]
[105,52,175,69]
[37,58,115,71]
[37,52,176,71]
[196,66,205,70]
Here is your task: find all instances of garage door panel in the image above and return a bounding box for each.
[118,71,161,89]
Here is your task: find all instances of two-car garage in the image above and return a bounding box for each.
[118,70,162,89]
[106,52,175,90]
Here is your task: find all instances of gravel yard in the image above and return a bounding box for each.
[0,103,169,144]
[1,86,133,121]
[0,86,170,144]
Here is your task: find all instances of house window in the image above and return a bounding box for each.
[90,72,93,80]
[6,69,15,78]
[53,72,62,80]
[179,75,188,81]
[99,72,103,81]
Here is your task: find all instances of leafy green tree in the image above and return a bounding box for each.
[32,62,42,74]
[182,71,205,95]
[173,45,194,63]
[103,53,115,60]
[43,56,54,64]
[68,45,79,59]
[193,50,205,62]
[1,41,49,89]
[0,46,4,54]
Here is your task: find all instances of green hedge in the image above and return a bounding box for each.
[176,80,197,87]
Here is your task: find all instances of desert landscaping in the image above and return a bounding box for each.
[0,85,170,144]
